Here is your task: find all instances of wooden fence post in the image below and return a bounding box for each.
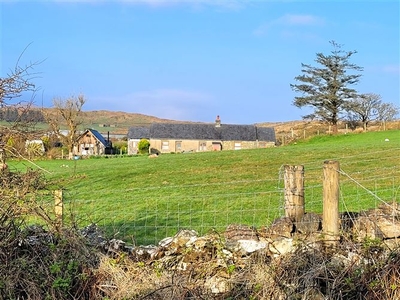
[54,189,63,226]
[323,160,340,246]
[284,165,305,222]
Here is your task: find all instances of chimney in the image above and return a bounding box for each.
[215,115,221,127]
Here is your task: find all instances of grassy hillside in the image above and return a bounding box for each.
[8,130,400,244]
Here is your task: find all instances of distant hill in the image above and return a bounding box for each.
[40,108,200,135]
[77,110,189,134]
[3,107,398,138]
[76,110,399,140]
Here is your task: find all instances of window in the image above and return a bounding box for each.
[199,142,207,151]
[234,142,241,150]
[175,141,182,152]
[162,141,169,151]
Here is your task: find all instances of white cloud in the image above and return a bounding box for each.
[282,14,323,26]
[253,14,324,36]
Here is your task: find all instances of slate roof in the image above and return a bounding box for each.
[81,129,111,147]
[218,124,257,141]
[256,126,276,142]
[150,123,220,140]
[128,123,275,142]
[127,126,151,139]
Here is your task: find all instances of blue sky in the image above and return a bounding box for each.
[1,0,399,124]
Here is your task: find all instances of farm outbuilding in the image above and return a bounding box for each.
[75,129,113,156]
[127,117,276,154]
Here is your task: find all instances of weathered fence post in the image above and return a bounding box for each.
[323,160,340,246]
[284,165,305,222]
[54,189,63,226]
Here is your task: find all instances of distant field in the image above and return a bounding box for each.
[9,130,400,244]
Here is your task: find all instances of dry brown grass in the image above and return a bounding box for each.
[258,120,400,145]
[93,254,167,299]
[88,233,400,300]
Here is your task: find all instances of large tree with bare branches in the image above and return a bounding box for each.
[45,95,86,160]
[291,41,363,133]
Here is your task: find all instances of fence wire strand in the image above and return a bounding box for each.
[52,149,400,245]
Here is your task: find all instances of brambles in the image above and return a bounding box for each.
[0,167,98,299]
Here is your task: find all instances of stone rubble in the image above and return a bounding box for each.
[20,203,400,296]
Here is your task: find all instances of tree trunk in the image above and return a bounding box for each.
[332,123,338,134]
[68,145,74,160]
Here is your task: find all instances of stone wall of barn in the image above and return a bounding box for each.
[150,139,220,153]
[222,140,275,150]
[148,139,275,153]
[127,139,140,155]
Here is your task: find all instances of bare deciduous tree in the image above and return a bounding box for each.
[377,102,399,130]
[346,93,381,131]
[0,45,40,105]
[45,95,86,160]
[0,47,41,170]
[346,93,399,131]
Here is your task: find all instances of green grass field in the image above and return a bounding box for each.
[8,130,400,245]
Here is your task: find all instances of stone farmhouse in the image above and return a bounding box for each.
[127,116,276,155]
[75,129,113,156]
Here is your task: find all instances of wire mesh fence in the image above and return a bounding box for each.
[28,146,400,246]
[50,158,398,245]
[61,182,285,245]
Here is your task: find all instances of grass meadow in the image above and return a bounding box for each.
[8,130,400,245]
